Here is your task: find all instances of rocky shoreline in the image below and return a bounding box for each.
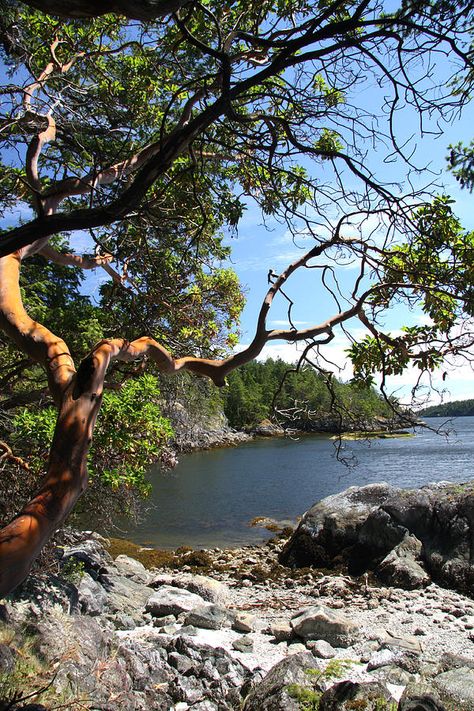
[170,409,414,454]
[1,515,474,710]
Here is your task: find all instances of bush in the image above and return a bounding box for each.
[4,375,173,530]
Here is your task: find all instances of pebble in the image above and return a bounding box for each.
[232,635,254,653]
[307,639,336,659]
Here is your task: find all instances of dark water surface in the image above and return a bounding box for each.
[124,416,474,549]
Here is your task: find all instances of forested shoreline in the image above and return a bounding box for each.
[419,399,474,418]
[222,359,399,432]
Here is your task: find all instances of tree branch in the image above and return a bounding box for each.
[18,0,191,20]
[0,253,75,404]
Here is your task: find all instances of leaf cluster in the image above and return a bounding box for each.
[9,375,173,522]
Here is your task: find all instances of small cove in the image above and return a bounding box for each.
[123,416,474,549]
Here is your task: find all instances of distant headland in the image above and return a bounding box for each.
[419,398,474,417]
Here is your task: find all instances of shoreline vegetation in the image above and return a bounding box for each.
[169,358,414,454]
[418,398,474,418]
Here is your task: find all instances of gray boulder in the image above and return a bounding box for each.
[77,573,108,616]
[398,682,447,710]
[280,483,397,569]
[62,539,113,576]
[376,533,431,589]
[150,573,229,605]
[306,640,336,659]
[232,611,254,633]
[185,604,233,630]
[271,621,294,642]
[243,652,321,711]
[290,605,361,647]
[100,572,154,622]
[113,554,150,584]
[432,667,474,710]
[146,586,206,617]
[232,635,254,653]
[280,480,474,594]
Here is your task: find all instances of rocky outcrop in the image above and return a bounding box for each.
[250,419,285,437]
[243,652,321,711]
[279,483,397,569]
[280,481,474,594]
[319,680,396,710]
[165,401,251,452]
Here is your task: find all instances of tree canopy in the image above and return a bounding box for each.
[0,0,473,596]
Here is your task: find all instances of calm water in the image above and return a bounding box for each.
[124,416,474,549]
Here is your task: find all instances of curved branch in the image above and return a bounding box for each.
[39,244,113,269]
[0,253,75,404]
[20,0,191,20]
[0,441,31,472]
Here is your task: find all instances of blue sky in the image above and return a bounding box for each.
[225,100,474,407]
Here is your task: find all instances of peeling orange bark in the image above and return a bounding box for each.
[0,235,344,597]
[0,387,98,596]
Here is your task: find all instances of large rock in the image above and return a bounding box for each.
[146,586,206,617]
[77,573,108,616]
[432,667,474,709]
[184,604,233,630]
[280,483,397,569]
[290,605,360,647]
[280,480,474,594]
[398,682,448,711]
[318,680,395,710]
[376,533,431,589]
[150,573,229,605]
[243,652,321,711]
[113,555,150,584]
[61,538,113,576]
[100,572,154,622]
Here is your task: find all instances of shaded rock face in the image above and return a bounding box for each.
[279,483,397,570]
[243,652,319,711]
[318,679,396,710]
[280,481,474,594]
[165,401,251,452]
[398,682,448,710]
[377,533,431,590]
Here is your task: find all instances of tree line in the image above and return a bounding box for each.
[223,359,395,431]
[420,400,474,418]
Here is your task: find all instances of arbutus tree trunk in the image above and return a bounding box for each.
[0,382,101,596]
[0,235,344,597]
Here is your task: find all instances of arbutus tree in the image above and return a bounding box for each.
[0,0,473,596]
